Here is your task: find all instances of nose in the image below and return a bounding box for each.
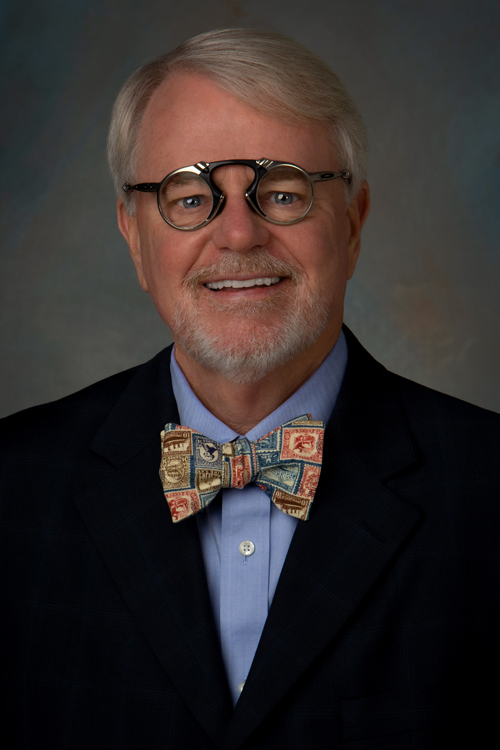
[210,166,271,252]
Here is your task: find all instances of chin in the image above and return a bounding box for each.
[171,289,331,385]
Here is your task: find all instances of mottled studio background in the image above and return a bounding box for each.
[1,0,499,418]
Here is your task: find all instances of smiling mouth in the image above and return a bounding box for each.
[205,276,282,290]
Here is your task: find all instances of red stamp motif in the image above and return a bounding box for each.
[298,464,321,499]
[166,490,199,523]
[229,454,253,489]
[281,427,323,463]
[273,489,311,521]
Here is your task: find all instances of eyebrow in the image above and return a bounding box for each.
[263,169,307,181]
[166,173,206,187]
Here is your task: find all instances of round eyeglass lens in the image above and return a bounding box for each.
[159,172,214,228]
[256,166,313,223]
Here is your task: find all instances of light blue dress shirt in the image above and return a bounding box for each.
[170,331,348,704]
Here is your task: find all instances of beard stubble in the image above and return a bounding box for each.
[171,249,331,384]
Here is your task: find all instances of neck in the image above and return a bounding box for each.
[174,327,341,435]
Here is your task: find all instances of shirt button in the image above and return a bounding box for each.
[238,680,246,694]
[239,540,255,556]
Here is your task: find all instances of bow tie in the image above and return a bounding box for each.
[160,415,325,523]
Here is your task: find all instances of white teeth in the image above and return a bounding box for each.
[205,276,281,290]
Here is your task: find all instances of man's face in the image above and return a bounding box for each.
[119,74,368,382]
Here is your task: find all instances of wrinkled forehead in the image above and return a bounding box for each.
[135,73,337,180]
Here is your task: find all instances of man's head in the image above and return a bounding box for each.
[111,29,370,384]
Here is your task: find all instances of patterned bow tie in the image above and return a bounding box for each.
[159,415,325,523]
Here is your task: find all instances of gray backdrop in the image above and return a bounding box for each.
[1,0,499,418]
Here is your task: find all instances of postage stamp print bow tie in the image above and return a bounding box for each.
[160,415,325,523]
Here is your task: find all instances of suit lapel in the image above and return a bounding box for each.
[73,347,232,745]
[222,329,422,749]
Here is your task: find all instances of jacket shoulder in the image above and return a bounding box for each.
[0,365,137,441]
[387,370,500,474]
[343,325,500,427]
[0,348,171,454]
[340,326,500,474]
[390,369,500,427]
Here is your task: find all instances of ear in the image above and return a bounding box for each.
[345,180,370,279]
[117,198,149,292]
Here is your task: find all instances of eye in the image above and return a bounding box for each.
[256,167,311,222]
[178,195,206,209]
[269,191,297,206]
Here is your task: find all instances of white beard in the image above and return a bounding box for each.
[171,250,330,384]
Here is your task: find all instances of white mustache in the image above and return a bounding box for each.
[183,249,302,289]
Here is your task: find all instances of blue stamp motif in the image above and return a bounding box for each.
[194,435,223,469]
[261,462,301,491]
[256,432,279,451]
[257,451,281,467]
[234,438,251,456]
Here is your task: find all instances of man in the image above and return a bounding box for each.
[1,28,499,749]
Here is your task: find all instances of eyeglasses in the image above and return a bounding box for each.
[122,158,351,231]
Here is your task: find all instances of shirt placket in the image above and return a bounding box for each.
[219,483,271,704]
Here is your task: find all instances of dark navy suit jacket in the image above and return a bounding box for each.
[1,327,499,749]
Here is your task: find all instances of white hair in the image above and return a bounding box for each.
[107,28,368,214]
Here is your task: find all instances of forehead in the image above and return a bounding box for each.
[136,73,336,179]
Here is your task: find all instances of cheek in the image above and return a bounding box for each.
[137,225,180,287]
[135,204,177,281]
[296,221,348,281]
[137,230,208,325]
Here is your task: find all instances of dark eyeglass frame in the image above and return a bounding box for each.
[122,157,351,231]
